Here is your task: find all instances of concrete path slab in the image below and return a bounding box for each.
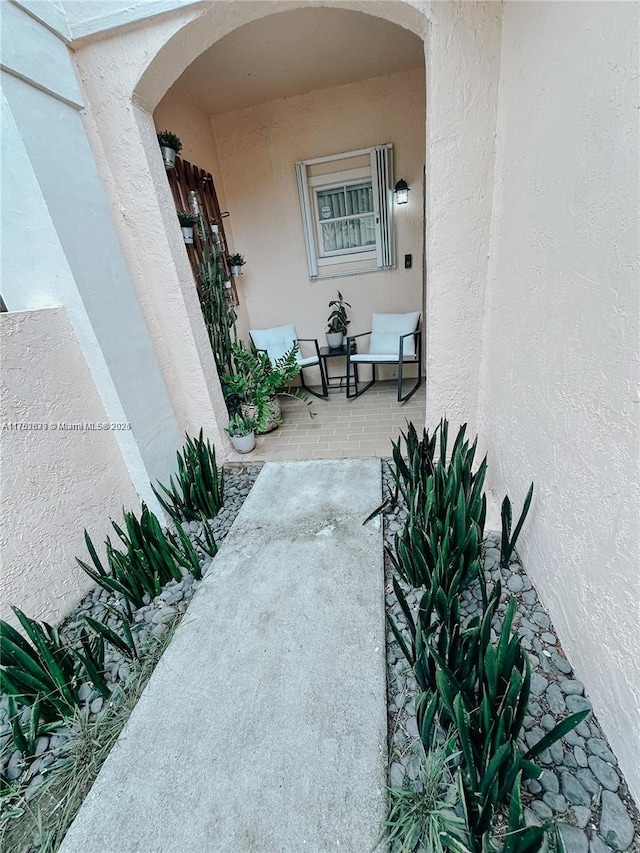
[60,460,386,853]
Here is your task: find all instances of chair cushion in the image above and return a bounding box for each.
[351,353,417,363]
[250,325,299,364]
[369,312,420,357]
[298,355,319,368]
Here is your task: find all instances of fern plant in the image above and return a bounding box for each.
[222,343,314,433]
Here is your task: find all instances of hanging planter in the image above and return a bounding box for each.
[227,253,246,276]
[157,130,182,170]
[177,211,198,244]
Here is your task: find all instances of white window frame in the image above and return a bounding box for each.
[295,145,395,279]
[310,167,376,264]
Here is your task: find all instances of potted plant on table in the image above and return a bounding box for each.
[177,210,198,244]
[222,344,314,434]
[157,130,182,170]
[228,253,246,276]
[326,290,351,349]
[225,412,257,453]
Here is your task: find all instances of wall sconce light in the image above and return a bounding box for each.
[394,179,409,205]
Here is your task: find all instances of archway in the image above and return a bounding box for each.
[73,1,501,458]
[151,5,428,459]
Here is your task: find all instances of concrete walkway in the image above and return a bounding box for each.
[60,461,387,853]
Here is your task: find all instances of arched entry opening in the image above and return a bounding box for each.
[150,5,427,460]
[73,1,500,462]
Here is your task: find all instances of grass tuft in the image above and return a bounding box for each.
[381,742,472,853]
[0,618,179,853]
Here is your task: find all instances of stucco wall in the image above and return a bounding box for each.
[424,0,502,433]
[0,309,140,626]
[1,2,183,500]
[206,68,425,370]
[72,10,232,457]
[479,1,640,800]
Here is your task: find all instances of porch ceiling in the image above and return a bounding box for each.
[176,7,424,116]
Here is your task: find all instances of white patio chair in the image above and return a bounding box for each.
[346,311,422,402]
[250,324,328,399]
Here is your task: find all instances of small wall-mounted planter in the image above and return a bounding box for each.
[157,130,181,171]
[230,432,255,453]
[231,265,243,276]
[224,280,233,290]
[161,146,177,170]
[181,226,194,244]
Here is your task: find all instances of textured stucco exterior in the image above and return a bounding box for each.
[479,1,640,799]
[2,0,638,803]
[71,12,232,457]
[1,2,182,497]
[0,309,140,626]
[424,1,502,433]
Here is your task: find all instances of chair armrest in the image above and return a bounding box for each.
[399,328,421,359]
[296,337,322,360]
[346,331,372,342]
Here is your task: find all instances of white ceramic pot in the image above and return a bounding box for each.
[182,226,194,244]
[230,432,256,453]
[326,332,344,349]
[161,146,177,169]
[231,265,243,276]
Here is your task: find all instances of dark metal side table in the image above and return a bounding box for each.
[318,342,358,393]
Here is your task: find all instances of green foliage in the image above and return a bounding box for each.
[156,130,182,153]
[77,503,202,610]
[383,744,472,853]
[222,343,314,433]
[375,421,487,594]
[225,412,256,438]
[73,629,111,701]
[192,512,218,559]
[0,622,179,852]
[227,253,245,267]
[6,697,61,758]
[152,429,224,525]
[0,609,80,721]
[197,222,237,379]
[380,419,579,852]
[498,772,546,853]
[85,604,139,663]
[500,484,534,568]
[326,290,351,334]
[177,210,198,227]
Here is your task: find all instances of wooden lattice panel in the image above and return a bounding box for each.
[166,157,238,305]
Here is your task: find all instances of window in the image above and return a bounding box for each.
[295,145,395,279]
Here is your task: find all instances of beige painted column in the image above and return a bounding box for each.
[424,1,502,434]
[72,9,231,457]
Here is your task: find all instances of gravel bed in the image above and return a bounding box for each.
[0,464,262,806]
[382,464,639,852]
